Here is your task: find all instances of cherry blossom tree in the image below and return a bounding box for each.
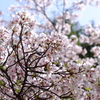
[0,0,100,100]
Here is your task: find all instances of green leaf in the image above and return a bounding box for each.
[53,61,59,66]
[87,94,91,97]
[34,95,39,99]
[0,66,4,70]
[69,98,74,100]
[16,80,20,84]
[90,66,94,68]
[0,80,4,85]
[64,63,68,67]
[98,77,100,80]
[76,60,81,63]
[84,87,91,91]
[32,73,37,77]
[15,89,20,93]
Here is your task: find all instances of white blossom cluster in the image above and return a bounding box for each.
[0,0,100,100]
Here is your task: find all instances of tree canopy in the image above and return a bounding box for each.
[0,0,100,100]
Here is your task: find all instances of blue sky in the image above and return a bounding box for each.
[79,5,100,25]
[0,0,100,26]
[0,0,17,19]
